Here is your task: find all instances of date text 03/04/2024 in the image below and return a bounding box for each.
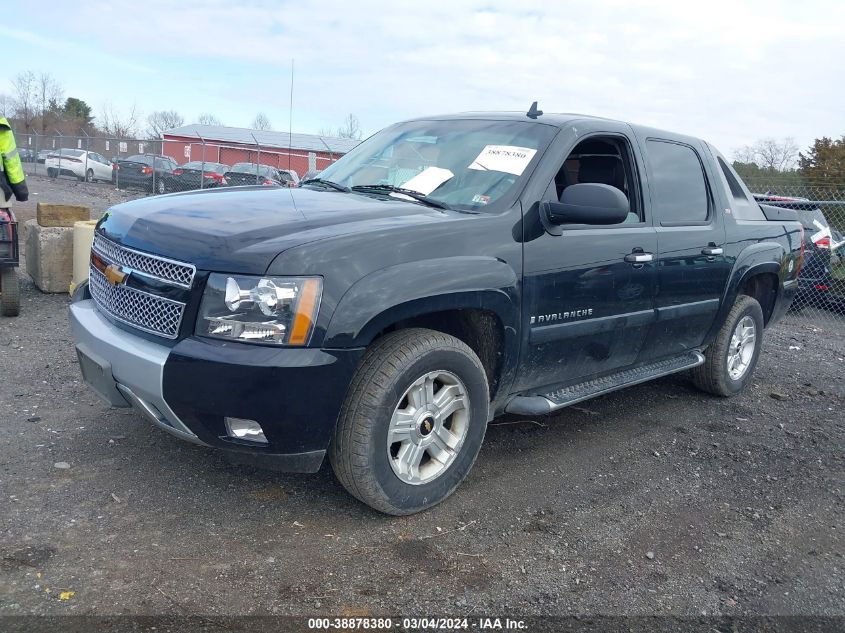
[307,617,528,630]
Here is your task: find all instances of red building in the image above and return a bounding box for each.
[161,124,361,178]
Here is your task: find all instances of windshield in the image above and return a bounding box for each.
[315,119,556,211]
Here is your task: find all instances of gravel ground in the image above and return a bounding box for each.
[1,176,843,618]
[0,281,842,618]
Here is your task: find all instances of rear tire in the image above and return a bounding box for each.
[47,168,58,178]
[691,295,763,397]
[330,328,489,515]
[86,169,94,182]
[0,268,20,317]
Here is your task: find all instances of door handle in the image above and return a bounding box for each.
[624,252,654,264]
[701,247,723,256]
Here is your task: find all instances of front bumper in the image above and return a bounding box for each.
[69,298,364,472]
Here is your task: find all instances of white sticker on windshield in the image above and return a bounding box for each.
[468,145,537,176]
[399,166,454,195]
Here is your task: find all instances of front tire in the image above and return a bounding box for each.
[691,295,764,397]
[330,328,489,515]
[1,268,20,317]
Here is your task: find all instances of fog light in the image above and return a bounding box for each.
[224,417,268,444]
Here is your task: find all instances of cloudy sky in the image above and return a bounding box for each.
[4,0,843,155]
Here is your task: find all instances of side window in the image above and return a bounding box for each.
[646,140,710,225]
[716,157,765,220]
[550,135,642,224]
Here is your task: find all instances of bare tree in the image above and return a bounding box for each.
[36,72,63,134]
[732,145,758,165]
[336,113,361,140]
[318,114,362,139]
[251,112,272,131]
[11,71,37,133]
[99,102,141,138]
[733,138,799,171]
[755,137,799,171]
[146,110,184,138]
[197,113,223,126]
[0,93,8,118]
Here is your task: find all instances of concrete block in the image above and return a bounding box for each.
[24,219,73,293]
[37,203,90,228]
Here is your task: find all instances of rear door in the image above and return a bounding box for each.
[638,137,730,358]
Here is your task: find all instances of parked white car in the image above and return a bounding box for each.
[45,149,114,182]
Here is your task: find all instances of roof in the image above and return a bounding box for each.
[400,111,703,145]
[162,124,361,154]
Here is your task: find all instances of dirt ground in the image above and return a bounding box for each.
[0,175,843,619]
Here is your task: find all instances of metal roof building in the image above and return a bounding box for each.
[161,124,361,177]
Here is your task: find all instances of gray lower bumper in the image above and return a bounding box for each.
[69,300,206,446]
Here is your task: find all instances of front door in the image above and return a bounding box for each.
[514,126,657,393]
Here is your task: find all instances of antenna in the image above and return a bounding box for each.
[526,101,543,119]
[288,58,294,172]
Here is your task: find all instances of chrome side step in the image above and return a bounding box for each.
[505,351,705,416]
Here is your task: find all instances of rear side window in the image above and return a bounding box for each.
[716,157,765,220]
[646,140,710,225]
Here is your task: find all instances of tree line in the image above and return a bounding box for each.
[1,69,362,141]
[732,136,845,189]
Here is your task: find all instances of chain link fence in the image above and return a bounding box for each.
[743,181,845,324]
[15,131,339,194]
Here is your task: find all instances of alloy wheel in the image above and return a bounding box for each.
[727,315,756,380]
[386,370,470,485]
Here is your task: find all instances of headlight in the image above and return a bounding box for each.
[197,274,322,345]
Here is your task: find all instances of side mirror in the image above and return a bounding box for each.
[543,183,630,226]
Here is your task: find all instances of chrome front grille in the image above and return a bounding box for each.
[88,266,185,338]
[93,234,195,288]
[89,266,185,338]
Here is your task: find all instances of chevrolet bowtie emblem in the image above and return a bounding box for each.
[104,264,128,286]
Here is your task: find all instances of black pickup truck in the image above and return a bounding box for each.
[69,108,803,515]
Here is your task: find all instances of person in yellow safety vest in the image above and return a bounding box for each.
[0,117,30,207]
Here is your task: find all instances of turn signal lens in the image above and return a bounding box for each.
[288,279,321,345]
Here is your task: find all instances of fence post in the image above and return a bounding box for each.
[54,130,63,179]
[81,128,90,182]
[196,132,206,190]
[319,135,335,169]
[251,133,262,185]
[33,132,40,176]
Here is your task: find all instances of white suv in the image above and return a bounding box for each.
[46,149,114,182]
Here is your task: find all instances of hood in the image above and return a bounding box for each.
[98,186,452,273]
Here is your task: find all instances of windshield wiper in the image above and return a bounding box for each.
[301,178,350,192]
[350,184,451,210]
